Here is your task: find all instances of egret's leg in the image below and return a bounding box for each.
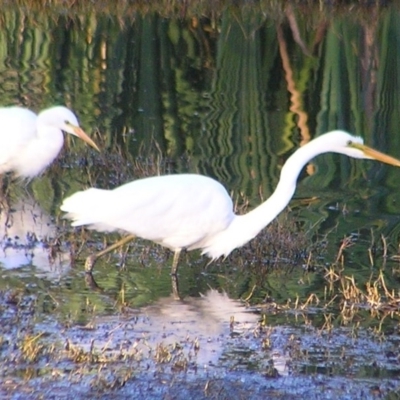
[171,274,181,300]
[171,249,181,275]
[85,234,136,273]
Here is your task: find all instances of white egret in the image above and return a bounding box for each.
[61,130,400,274]
[0,106,100,178]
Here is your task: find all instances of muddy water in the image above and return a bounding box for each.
[1,285,399,399]
[0,193,399,398]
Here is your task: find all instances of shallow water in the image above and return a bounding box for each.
[1,287,400,399]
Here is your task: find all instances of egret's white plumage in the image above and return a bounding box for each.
[61,130,400,273]
[0,106,99,178]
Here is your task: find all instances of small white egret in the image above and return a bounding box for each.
[0,106,100,178]
[61,130,400,274]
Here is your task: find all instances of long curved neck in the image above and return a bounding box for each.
[239,138,327,236]
[201,137,338,259]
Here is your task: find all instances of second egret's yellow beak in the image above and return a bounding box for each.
[71,125,100,152]
[350,143,400,167]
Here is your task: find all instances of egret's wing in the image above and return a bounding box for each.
[0,107,37,171]
[112,175,234,248]
[62,175,235,249]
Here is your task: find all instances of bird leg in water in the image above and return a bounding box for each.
[84,233,183,275]
[84,234,136,273]
[171,249,182,275]
[171,274,181,300]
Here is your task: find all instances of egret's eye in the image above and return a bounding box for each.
[347,140,353,146]
[64,120,70,125]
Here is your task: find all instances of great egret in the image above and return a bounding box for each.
[0,106,100,178]
[61,130,400,274]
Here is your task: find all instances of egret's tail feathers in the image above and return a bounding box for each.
[61,188,113,228]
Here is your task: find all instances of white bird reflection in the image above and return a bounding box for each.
[0,195,70,278]
[91,289,290,376]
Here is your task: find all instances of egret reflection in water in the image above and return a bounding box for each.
[0,195,70,278]
[73,289,290,376]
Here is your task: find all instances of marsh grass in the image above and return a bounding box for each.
[60,134,181,188]
[19,332,48,363]
[233,213,320,274]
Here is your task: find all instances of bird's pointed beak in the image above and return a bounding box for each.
[71,126,100,152]
[351,143,400,167]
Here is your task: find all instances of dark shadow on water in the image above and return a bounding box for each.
[84,269,183,301]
